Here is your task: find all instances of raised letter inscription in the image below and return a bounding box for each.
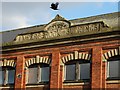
[14,21,106,42]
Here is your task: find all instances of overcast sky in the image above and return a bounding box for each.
[0,0,119,31]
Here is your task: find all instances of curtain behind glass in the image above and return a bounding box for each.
[109,61,119,78]
[66,64,75,81]
[28,67,38,84]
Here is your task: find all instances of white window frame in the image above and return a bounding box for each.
[107,62,110,78]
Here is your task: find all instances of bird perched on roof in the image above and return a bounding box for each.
[50,2,59,10]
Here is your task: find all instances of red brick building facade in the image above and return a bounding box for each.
[0,12,120,90]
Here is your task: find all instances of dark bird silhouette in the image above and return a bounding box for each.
[50,2,59,10]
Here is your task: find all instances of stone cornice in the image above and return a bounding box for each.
[1,31,120,52]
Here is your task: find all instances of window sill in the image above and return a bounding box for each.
[63,80,90,86]
[63,82,90,86]
[26,84,49,88]
[0,85,14,89]
[106,80,120,84]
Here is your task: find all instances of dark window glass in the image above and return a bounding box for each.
[108,60,120,78]
[8,70,15,84]
[0,67,15,85]
[28,67,38,84]
[41,67,49,82]
[66,64,75,81]
[65,60,90,82]
[80,63,90,80]
[0,71,4,85]
[107,55,120,79]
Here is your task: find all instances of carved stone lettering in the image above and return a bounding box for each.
[15,35,24,42]
[70,23,101,34]
[32,33,44,39]
[14,21,105,42]
[23,34,31,40]
[15,32,44,42]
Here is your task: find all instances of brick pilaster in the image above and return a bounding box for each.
[91,47,102,89]
[59,65,63,89]
[14,55,25,90]
[102,61,107,89]
[50,49,60,89]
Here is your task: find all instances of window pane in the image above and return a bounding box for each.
[80,63,90,80]
[66,64,75,81]
[108,61,120,78]
[0,71,4,85]
[8,70,15,84]
[28,67,38,84]
[41,67,49,82]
